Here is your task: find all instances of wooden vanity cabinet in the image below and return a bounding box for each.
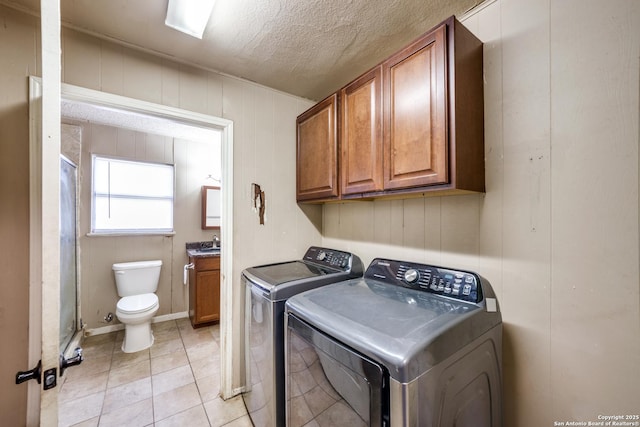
[188,255,220,328]
[297,16,484,202]
[296,94,339,202]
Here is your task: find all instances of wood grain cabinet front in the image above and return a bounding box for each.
[340,66,384,195]
[383,23,448,190]
[188,256,220,328]
[296,16,484,203]
[296,94,339,202]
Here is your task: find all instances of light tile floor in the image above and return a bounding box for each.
[58,318,252,427]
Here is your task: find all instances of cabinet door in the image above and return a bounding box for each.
[296,94,339,201]
[341,67,383,195]
[383,23,448,190]
[195,269,220,324]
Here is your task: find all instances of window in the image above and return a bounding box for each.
[92,156,174,234]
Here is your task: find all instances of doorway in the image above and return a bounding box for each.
[29,77,235,422]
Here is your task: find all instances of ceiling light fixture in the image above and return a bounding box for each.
[165,0,216,39]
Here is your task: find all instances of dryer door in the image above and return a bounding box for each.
[286,314,389,427]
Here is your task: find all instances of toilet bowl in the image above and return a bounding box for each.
[113,260,162,353]
[116,293,159,353]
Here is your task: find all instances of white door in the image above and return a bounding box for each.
[28,71,61,425]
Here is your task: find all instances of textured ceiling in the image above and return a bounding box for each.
[2,0,480,100]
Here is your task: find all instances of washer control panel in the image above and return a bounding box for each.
[365,258,483,303]
[303,246,352,270]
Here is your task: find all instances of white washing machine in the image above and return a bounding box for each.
[285,258,502,427]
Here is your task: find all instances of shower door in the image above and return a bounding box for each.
[60,155,78,352]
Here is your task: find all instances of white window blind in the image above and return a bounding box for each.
[92,156,174,233]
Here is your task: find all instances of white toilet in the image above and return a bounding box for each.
[113,260,162,353]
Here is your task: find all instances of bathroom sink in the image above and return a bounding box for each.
[187,248,220,257]
[186,241,221,257]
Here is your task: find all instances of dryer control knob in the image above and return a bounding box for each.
[404,269,420,283]
[317,251,327,261]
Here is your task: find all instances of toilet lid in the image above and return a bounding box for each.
[117,293,159,314]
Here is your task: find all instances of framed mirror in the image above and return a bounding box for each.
[201,185,221,229]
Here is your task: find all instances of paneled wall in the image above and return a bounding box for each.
[64,120,220,329]
[322,0,640,425]
[60,25,320,389]
[0,6,319,419]
[2,1,638,424]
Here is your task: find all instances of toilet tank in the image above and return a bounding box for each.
[113,260,162,297]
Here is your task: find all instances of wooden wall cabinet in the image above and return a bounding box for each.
[188,255,220,328]
[383,23,448,190]
[296,94,339,201]
[341,66,384,195]
[297,16,484,203]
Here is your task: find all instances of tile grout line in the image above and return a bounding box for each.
[59,319,244,426]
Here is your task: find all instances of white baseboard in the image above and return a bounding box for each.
[85,311,189,337]
[152,311,189,323]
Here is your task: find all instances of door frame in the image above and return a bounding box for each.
[28,77,235,423]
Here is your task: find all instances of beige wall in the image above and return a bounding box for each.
[0,4,319,423]
[2,0,639,425]
[64,120,220,329]
[61,19,321,391]
[322,0,640,425]
[0,6,37,424]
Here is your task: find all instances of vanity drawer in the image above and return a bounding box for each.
[193,256,220,271]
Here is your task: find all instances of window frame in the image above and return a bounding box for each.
[90,154,176,235]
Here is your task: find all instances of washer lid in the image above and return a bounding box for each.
[246,261,334,285]
[243,260,359,300]
[286,279,501,383]
[117,293,159,314]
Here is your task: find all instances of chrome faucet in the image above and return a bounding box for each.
[212,234,220,247]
